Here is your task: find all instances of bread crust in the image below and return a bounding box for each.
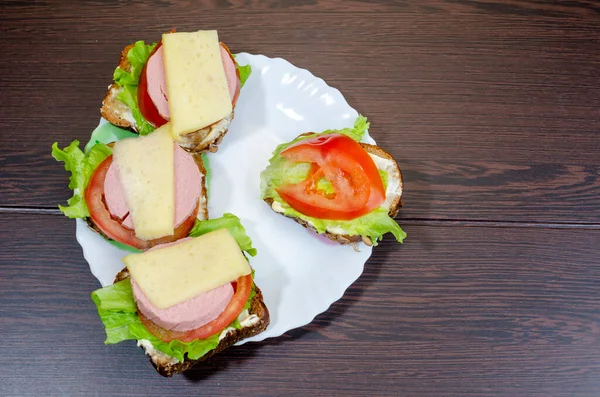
[264,140,403,246]
[114,268,270,377]
[175,113,233,153]
[100,44,135,128]
[100,42,233,153]
[100,84,134,128]
[360,143,403,218]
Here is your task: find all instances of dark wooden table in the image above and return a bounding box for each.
[2,1,599,396]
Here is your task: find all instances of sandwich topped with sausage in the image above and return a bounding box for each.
[91,214,269,377]
[260,116,406,246]
[101,29,251,153]
[52,122,208,251]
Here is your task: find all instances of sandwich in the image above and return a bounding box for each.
[101,29,251,153]
[52,122,208,251]
[260,116,406,246]
[91,214,270,377]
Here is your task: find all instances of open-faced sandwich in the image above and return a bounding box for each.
[91,214,269,377]
[101,29,251,153]
[52,122,208,251]
[260,116,406,246]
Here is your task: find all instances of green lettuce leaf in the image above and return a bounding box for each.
[51,141,112,218]
[107,239,142,254]
[91,279,224,361]
[270,114,370,158]
[322,114,369,142]
[201,153,211,198]
[232,53,252,88]
[113,41,156,136]
[113,40,155,87]
[243,274,257,311]
[116,85,155,136]
[266,198,405,245]
[316,177,335,196]
[237,63,252,88]
[129,321,222,362]
[260,116,405,245]
[272,134,316,157]
[260,156,312,192]
[84,122,138,154]
[91,279,138,344]
[189,213,257,257]
[378,169,389,188]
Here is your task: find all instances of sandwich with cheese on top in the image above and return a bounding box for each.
[101,29,251,153]
[260,116,406,246]
[91,214,269,376]
[52,122,208,251]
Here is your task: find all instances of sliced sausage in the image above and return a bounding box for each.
[103,144,202,229]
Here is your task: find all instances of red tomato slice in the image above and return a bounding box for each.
[84,155,198,250]
[137,42,168,128]
[138,274,253,342]
[275,133,385,220]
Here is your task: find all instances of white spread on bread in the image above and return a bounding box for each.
[138,308,260,364]
[137,339,179,365]
[369,153,402,210]
[271,200,285,214]
[218,310,260,342]
[105,85,136,126]
[193,113,232,147]
[239,311,260,328]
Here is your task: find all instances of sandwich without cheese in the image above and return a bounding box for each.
[260,116,406,246]
[91,214,269,377]
[52,122,208,250]
[101,29,251,153]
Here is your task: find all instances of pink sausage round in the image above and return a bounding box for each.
[103,144,201,230]
[219,44,238,101]
[132,277,234,332]
[146,46,170,119]
[145,43,239,118]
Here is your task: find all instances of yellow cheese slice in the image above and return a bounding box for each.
[162,30,233,139]
[112,124,174,240]
[124,229,252,309]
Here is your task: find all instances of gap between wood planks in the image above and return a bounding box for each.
[1,206,599,230]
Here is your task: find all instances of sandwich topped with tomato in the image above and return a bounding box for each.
[52,122,208,251]
[101,29,251,153]
[260,116,406,246]
[91,214,270,377]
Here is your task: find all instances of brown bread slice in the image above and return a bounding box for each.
[100,42,233,153]
[264,141,403,246]
[114,268,270,377]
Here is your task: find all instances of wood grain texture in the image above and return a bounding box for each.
[2,1,600,396]
[1,212,600,396]
[1,1,599,223]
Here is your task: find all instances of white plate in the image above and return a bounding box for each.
[76,53,375,343]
